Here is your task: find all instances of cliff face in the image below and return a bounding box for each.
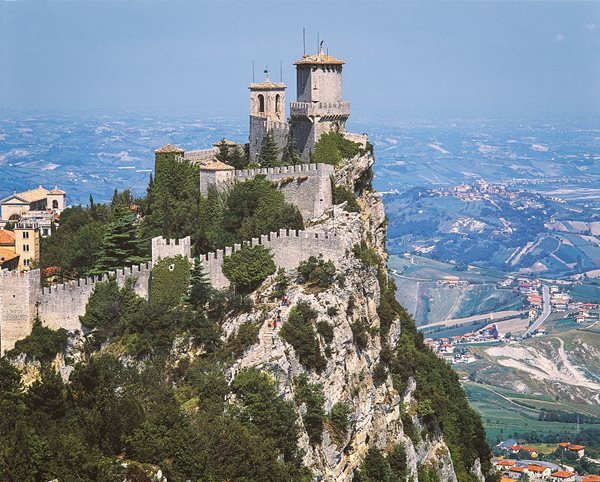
[220,151,485,481]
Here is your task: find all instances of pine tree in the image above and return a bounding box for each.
[282,133,301,165]
[91,208,144,274]
[185,257,212,308]
[215,139,232,164]
[229,146,248,170]
[259,129,280,167]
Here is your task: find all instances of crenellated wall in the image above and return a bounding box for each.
[153,228,345,289]
[0,263,152,354]
[152,236,192,265]
[200,162,334,220]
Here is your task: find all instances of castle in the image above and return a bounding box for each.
[0,46,368,354]
[249,46,351,162]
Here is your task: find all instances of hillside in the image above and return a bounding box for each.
[1,146,495,481]
[384,185,600,278]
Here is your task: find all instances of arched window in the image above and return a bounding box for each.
[8,214,20,221]
[52,200,59,209]
[275,94,280,113]
[258,94,265,113]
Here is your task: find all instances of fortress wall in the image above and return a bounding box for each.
[0,270,41,354]
[0,263,152,354]
[249,116,289,161]
[235,163,334,219]
[38,262,152,333]
[152,236,192,265]
[195,228,344,289]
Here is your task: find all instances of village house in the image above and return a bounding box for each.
[0,230,19,270]
[558,442,585,458]
[549,470,576,482]
[0,186,66,227]
[526,464,551,477]
[582,475,600,482]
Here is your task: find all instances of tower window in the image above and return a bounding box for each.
[258,94,265,113]
[52,200,59,209]
[23,231,29,239]
[275,94,280,113]
[23,244,29,252]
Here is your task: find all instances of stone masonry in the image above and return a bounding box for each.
[0,263,152,354]
[152,228,345,289]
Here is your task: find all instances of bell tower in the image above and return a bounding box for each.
[248,71,288,162]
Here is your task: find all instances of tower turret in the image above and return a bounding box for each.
[248,74,289,162]
[290,47,350,160]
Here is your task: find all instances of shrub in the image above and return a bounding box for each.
[352,243,380,267]
[280,302,326,372]
[222,245,276,294]
[316,321,334,344]
[311,132,361,166]
[331,179,360,213]
[220,321,260,361]
[9,319,69,364]
[388,443,408,480]
[297,255,336,288]
[373,361,388,386]
[326,306,339,317]
[350,318,369,351]
[294,375,325,446]
[151,255,192,309]
[330,402,352,437]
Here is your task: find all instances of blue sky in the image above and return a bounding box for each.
[1,1,599,120]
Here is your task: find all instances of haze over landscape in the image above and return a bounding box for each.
[1,1,600,480]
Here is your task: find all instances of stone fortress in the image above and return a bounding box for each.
[0,45,367,354]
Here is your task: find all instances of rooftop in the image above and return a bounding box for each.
[0,230,15,245]
[551,471,575,478]
[294,51,345,66]
[48,187,66,195]
[249,81,286,90]
[155,144,185,154]
[0,247,18,264]
[199,160,235,171]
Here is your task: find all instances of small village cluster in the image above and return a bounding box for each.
[0,186,66,271]
[493,440,594,482]
[423,325,499,363]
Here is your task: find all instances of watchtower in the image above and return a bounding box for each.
[248,73,289,162]
[290,47,350,160]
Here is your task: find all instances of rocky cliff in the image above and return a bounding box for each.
[216,151,491,481]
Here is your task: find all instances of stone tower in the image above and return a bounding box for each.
[290,47,350,160]
[248,74,289,162]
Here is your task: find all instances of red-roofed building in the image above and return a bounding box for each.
[495,459,516,469]
[526,464,550,477]
[582,475,600,482]
[550,471,576,482]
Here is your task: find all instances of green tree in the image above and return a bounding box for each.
[259,129,280,167]
[330,402,352,437]
[294,375,325,445]
[91,208,145,275]
[282,132,301,165]
[311,131,360,166]
[280,302,326,372]
[185,258,212,308]
[222,245,275,294]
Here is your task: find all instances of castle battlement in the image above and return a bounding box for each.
[153,227,344,290]
[290,101,350,118]
[235,162,333,179]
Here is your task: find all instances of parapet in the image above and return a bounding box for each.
[152,236,193,265]
[235,162,334,180]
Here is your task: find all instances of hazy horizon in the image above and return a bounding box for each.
[1,1,599,121]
